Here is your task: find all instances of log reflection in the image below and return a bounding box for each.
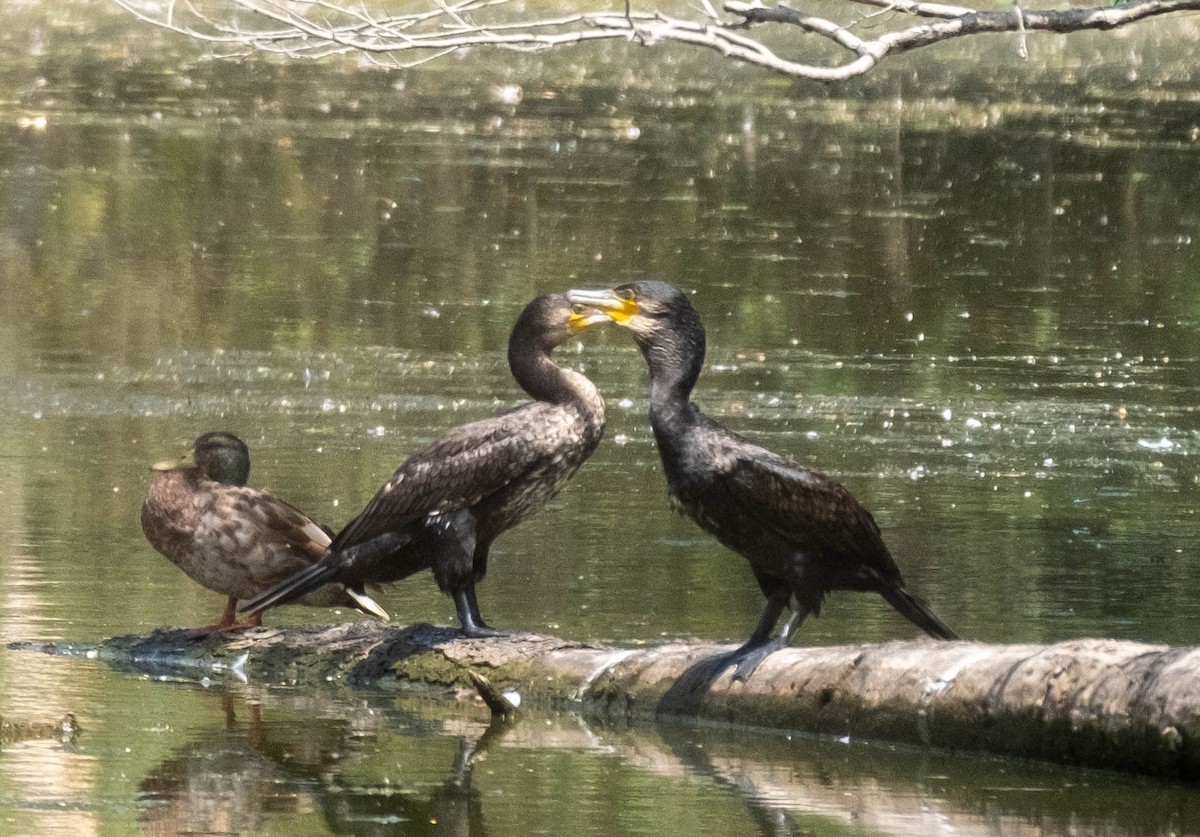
[133,686,1199,837]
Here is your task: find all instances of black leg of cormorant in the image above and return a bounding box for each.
[428,510,504,638]
[725,591,803,682]
[453,584,509,638]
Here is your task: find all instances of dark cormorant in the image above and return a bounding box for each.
[566,281,957,679]
[239,294,610,636]
[142,431,389,634]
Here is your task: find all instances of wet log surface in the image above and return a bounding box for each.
[15,622,1200,780]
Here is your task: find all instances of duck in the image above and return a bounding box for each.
[141,431,388,634]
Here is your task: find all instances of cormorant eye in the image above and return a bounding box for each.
[616,287,636,301]
[571,303,586,314]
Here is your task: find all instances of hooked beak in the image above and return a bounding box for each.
[566,305,613,332]
[565,288,639,324]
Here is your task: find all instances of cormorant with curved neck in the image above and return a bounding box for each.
[240,294,610,636]
[566,281,957,679]
[142,431,389,635]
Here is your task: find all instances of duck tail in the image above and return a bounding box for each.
[344,586,390,621]
[882,586,959,640]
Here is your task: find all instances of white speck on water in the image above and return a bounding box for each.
[85,649,98,659]
[941,408,953,421]
[618,398,634,409]
[1138,437,1174,451]
[613,434,628,446]
[422,307,441,318]
[904,312,913,322]
[371,426,386,437]
[805,431,819,440]
[965,418,982,429]
[1043,457,1055,467]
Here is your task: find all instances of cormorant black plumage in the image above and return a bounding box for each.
[240,294,609,636]
[567,280,957,679]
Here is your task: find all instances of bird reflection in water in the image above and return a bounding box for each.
[137,690,495,837]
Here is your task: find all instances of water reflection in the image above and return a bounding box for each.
[118,681,1200,837]
[137,690,487,836]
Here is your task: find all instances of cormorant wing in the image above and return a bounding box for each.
[720,447,899,577]
[330,406,576,550]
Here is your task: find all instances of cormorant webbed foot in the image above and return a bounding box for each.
[460,623,512,639]
[726,637,789,683]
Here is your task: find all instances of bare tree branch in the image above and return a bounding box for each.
[110,0,1200,81]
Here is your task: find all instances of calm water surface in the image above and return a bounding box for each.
[0,3,1199,833]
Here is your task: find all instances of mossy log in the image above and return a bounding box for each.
[20,622,1200,780]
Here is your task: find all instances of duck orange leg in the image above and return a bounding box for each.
[219,597,264,630]
[183,597,258,638]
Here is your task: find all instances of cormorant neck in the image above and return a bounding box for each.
[509,339,594,407]
[642,314,705,429]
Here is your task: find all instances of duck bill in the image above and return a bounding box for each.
[150,452,194,472]
[565,288,639,324]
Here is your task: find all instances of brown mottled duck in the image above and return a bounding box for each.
[141,431,388,634]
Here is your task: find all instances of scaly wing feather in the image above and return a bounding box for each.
[716,440,900,580]
[332,403,580,550]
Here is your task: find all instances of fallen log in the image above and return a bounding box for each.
[16,623,1200,780]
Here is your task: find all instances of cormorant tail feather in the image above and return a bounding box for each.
[881,586,958,640]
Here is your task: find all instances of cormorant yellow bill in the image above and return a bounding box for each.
[564,287,640,324]
[566,303,613,332]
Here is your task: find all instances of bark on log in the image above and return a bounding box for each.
[18,623,1200,780]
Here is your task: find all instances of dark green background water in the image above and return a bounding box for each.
[1,2,1199,833]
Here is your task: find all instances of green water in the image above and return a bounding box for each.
[0,2,1199,833]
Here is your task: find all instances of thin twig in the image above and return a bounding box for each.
[109,0,1200,82]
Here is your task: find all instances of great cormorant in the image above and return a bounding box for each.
[566,280,957,679]
[142,431,389,635]
[239,294,610,636]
